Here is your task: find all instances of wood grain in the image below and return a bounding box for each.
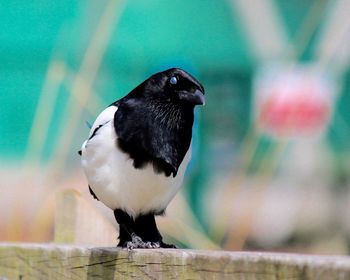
[1,243,350,279]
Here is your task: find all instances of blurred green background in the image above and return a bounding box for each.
[1,0,350,254]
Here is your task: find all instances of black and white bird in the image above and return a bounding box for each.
[80,68,205,249]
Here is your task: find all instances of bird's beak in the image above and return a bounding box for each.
[179,89,205,106]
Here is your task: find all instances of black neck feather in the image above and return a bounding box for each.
[113,97,194,177]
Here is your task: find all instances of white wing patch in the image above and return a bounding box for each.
[81,105,118,151]
[88,105,118,139]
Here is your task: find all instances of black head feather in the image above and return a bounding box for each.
[112,68,205,177]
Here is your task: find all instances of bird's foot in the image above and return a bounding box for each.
[159,241,177,249]
[124,234,161,250]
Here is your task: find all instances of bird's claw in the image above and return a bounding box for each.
[159,242,177,249]
[125,234,161,250]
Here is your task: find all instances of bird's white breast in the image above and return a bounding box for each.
[81,106,191,218]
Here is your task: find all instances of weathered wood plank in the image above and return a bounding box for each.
[54,189,116,246]
[0,243,350,280]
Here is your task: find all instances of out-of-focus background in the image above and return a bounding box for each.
[1,0,350,254]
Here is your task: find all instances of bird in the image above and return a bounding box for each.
[80,68,205,249]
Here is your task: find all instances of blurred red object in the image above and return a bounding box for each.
[254,65,335,138]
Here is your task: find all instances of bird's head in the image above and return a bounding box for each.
[143,68,205,107]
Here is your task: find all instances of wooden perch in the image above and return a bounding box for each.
[1,243,350,280]
[54,189,116,246]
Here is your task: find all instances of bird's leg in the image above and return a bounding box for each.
[114,209,133,247]
[113,209,156,249]
[134,213,177,248]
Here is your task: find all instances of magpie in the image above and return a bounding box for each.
[80,68,205,249]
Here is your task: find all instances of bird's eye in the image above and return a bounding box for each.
[169,76,178,85]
